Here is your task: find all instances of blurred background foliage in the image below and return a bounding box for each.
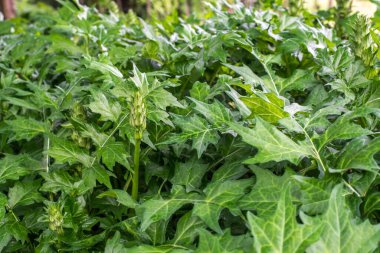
[0,0,377,20]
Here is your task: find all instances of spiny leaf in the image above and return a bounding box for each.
[48,137,92,167]
[98,141,130,171]
[317,108,375,149]
[292,176,337,215]
[306,185,380,253]
[193,179,252,233]
[240,93,288,123]
[240,167,294,216]
[104,231,127,253]
[189,98,232,127]
[161,114,220,158]
[98,190,136,208]
[0,155,35,183]
[88,91,122,122]
[88,60,123,78]
[223,63,263,87]
[92,164,113,189]
[212,159,248,182]
[8,181,44,209]
[4,116,47,141]
[148,88,184,110]
[170,212,205,247]
[170,158,208,192]
[230,118,313,165]
[136,186,200,231]
[248,186,321,253]
[196,229,252,253]
[278,69,316,94]
[364,192,380,216]
[336,136,380,172]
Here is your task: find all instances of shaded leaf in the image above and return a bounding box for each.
[306,185,380,253]
[136,186,200,231]
[98,189,136,208]
[171,158,208,191]
[193,179,252,233]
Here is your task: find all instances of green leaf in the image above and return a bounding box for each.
[5,96,39,111]
[0,155,34,183]
[306,185,380,253]
[8,181,44,209]
[171,158,208,191]
[98,141,130,170]
[189,98,232,127]
[240,93,288,123]
[48,34,85,56]
[193,179,252,233]
[0,193,7,221]
[212,159,248,182]
[5,116,47,141]
[248,186,321,253]
[364,192,380,216]
[0,215,28,243]
[98,189,136,208]
[223,63,263,87]
[93,164,113,189]
[317,109,374,149]
[336,136,380,172]
[88,60,123,78]
[230,118,313,164]
[63,231,107,251]
[136,186,199,231]
[48,137,92,167]
[161,115,220,158]
[146,221,168,245]
[170,212,205,247]
[190,81,210,102]
[148,88,184,110]
[240,167,294,216]
[130,63,149,89]
[292,176,336,215]
[196,229,251,253]
[318,47,352,75]
[40,170,77,194]
[104,231,127,253]
[88,91,122,122]
[278,69,316,94]
[328,79,355,100]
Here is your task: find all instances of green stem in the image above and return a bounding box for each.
[131,138,141,200]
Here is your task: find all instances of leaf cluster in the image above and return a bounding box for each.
[0,1,379,252]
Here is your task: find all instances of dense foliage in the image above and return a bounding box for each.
[0,1,379,252]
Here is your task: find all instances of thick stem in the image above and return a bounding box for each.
[131,138,141,200]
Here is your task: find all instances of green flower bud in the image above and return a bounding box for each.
[348,15,378,79]
[72,103,86,119]
[130,91,146,140]
[47,203,64,234]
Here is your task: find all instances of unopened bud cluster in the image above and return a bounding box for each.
[71,131,90,149]
[47,203,64,234]
[71,103,90,149]
[349,15,379,78]
[130,91,146,140]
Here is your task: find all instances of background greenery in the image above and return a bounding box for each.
[0,0,379,252]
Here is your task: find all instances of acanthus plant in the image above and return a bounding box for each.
[0,0,379,252]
